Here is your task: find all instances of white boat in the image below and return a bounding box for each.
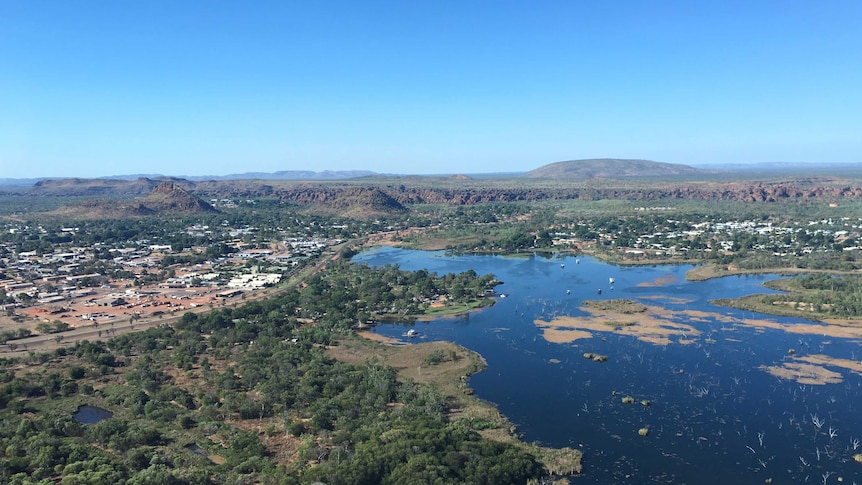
[561,263,565,268]
[609,277,615,284]
[407,329,418,338]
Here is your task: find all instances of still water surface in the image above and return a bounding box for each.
[72,405,113,424]
[353,247,862,484]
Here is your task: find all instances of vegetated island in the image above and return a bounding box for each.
[710,273,862,324]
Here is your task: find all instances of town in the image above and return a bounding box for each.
[0,216,344,349]
[4,200,861,351]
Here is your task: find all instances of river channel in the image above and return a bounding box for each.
[353,247,862,484]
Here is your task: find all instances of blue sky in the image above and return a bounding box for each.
[2,1,861,178]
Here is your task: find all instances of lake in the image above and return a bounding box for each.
[353,247,862,484]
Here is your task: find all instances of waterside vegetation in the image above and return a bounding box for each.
[0,260,575,484]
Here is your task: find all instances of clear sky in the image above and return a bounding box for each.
[2,1,861,178]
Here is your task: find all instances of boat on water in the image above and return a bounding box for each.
[406,329,418,338]
[560,263,565,268]
[609,277,615,284]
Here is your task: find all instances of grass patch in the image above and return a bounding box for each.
[421,298,495,317]
[602,320,636,327]
[583,299,647,314]
[711,294,833,322]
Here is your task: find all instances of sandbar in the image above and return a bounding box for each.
[637,274,677,287]
[760,361,844,385]
[356,330,408,346]
[534,300,700,346]
[535,298,862,347]
[796,354,862,376]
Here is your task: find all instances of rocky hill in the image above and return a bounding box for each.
[46,182,216,219]
[138,182,217,213]
[7,172,862,222]
[279,186,407,218]
[27,177,193,197]
[187,178,862,207]
[523,159,705,179]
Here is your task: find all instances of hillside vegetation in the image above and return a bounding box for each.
[523,158,706,179]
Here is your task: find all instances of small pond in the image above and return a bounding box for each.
[186,443,207,456]
[186,443,227,465]
[72,405,113,424]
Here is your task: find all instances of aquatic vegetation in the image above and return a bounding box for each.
[761,362,843,385]
[583,352,608,362]
[602,320,636,327]
[583,298,647,314]
[812,414,826,430]
[534,303,700,346]
[636,274,677,287]
[692,386,710,398]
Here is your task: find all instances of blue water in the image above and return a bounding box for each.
[354,247,862,484]
[73,405,113,424]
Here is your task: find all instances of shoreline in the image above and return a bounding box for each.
[336,331,583,478]
[368,241,862,327]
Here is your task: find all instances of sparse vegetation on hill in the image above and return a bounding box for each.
[41,182,216,219]
[4,170,862,223]
[307,186,408,219]
[138,182,218,213]
[29,177,192,197]
[523,158,705,179]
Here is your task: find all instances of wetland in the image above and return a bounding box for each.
[354,246,862,484]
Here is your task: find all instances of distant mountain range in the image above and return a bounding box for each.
[180,169,379,181]
[5,162,862,219]
[0,170,379,187]
[3,160,860,188]
[690,161,862,175]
